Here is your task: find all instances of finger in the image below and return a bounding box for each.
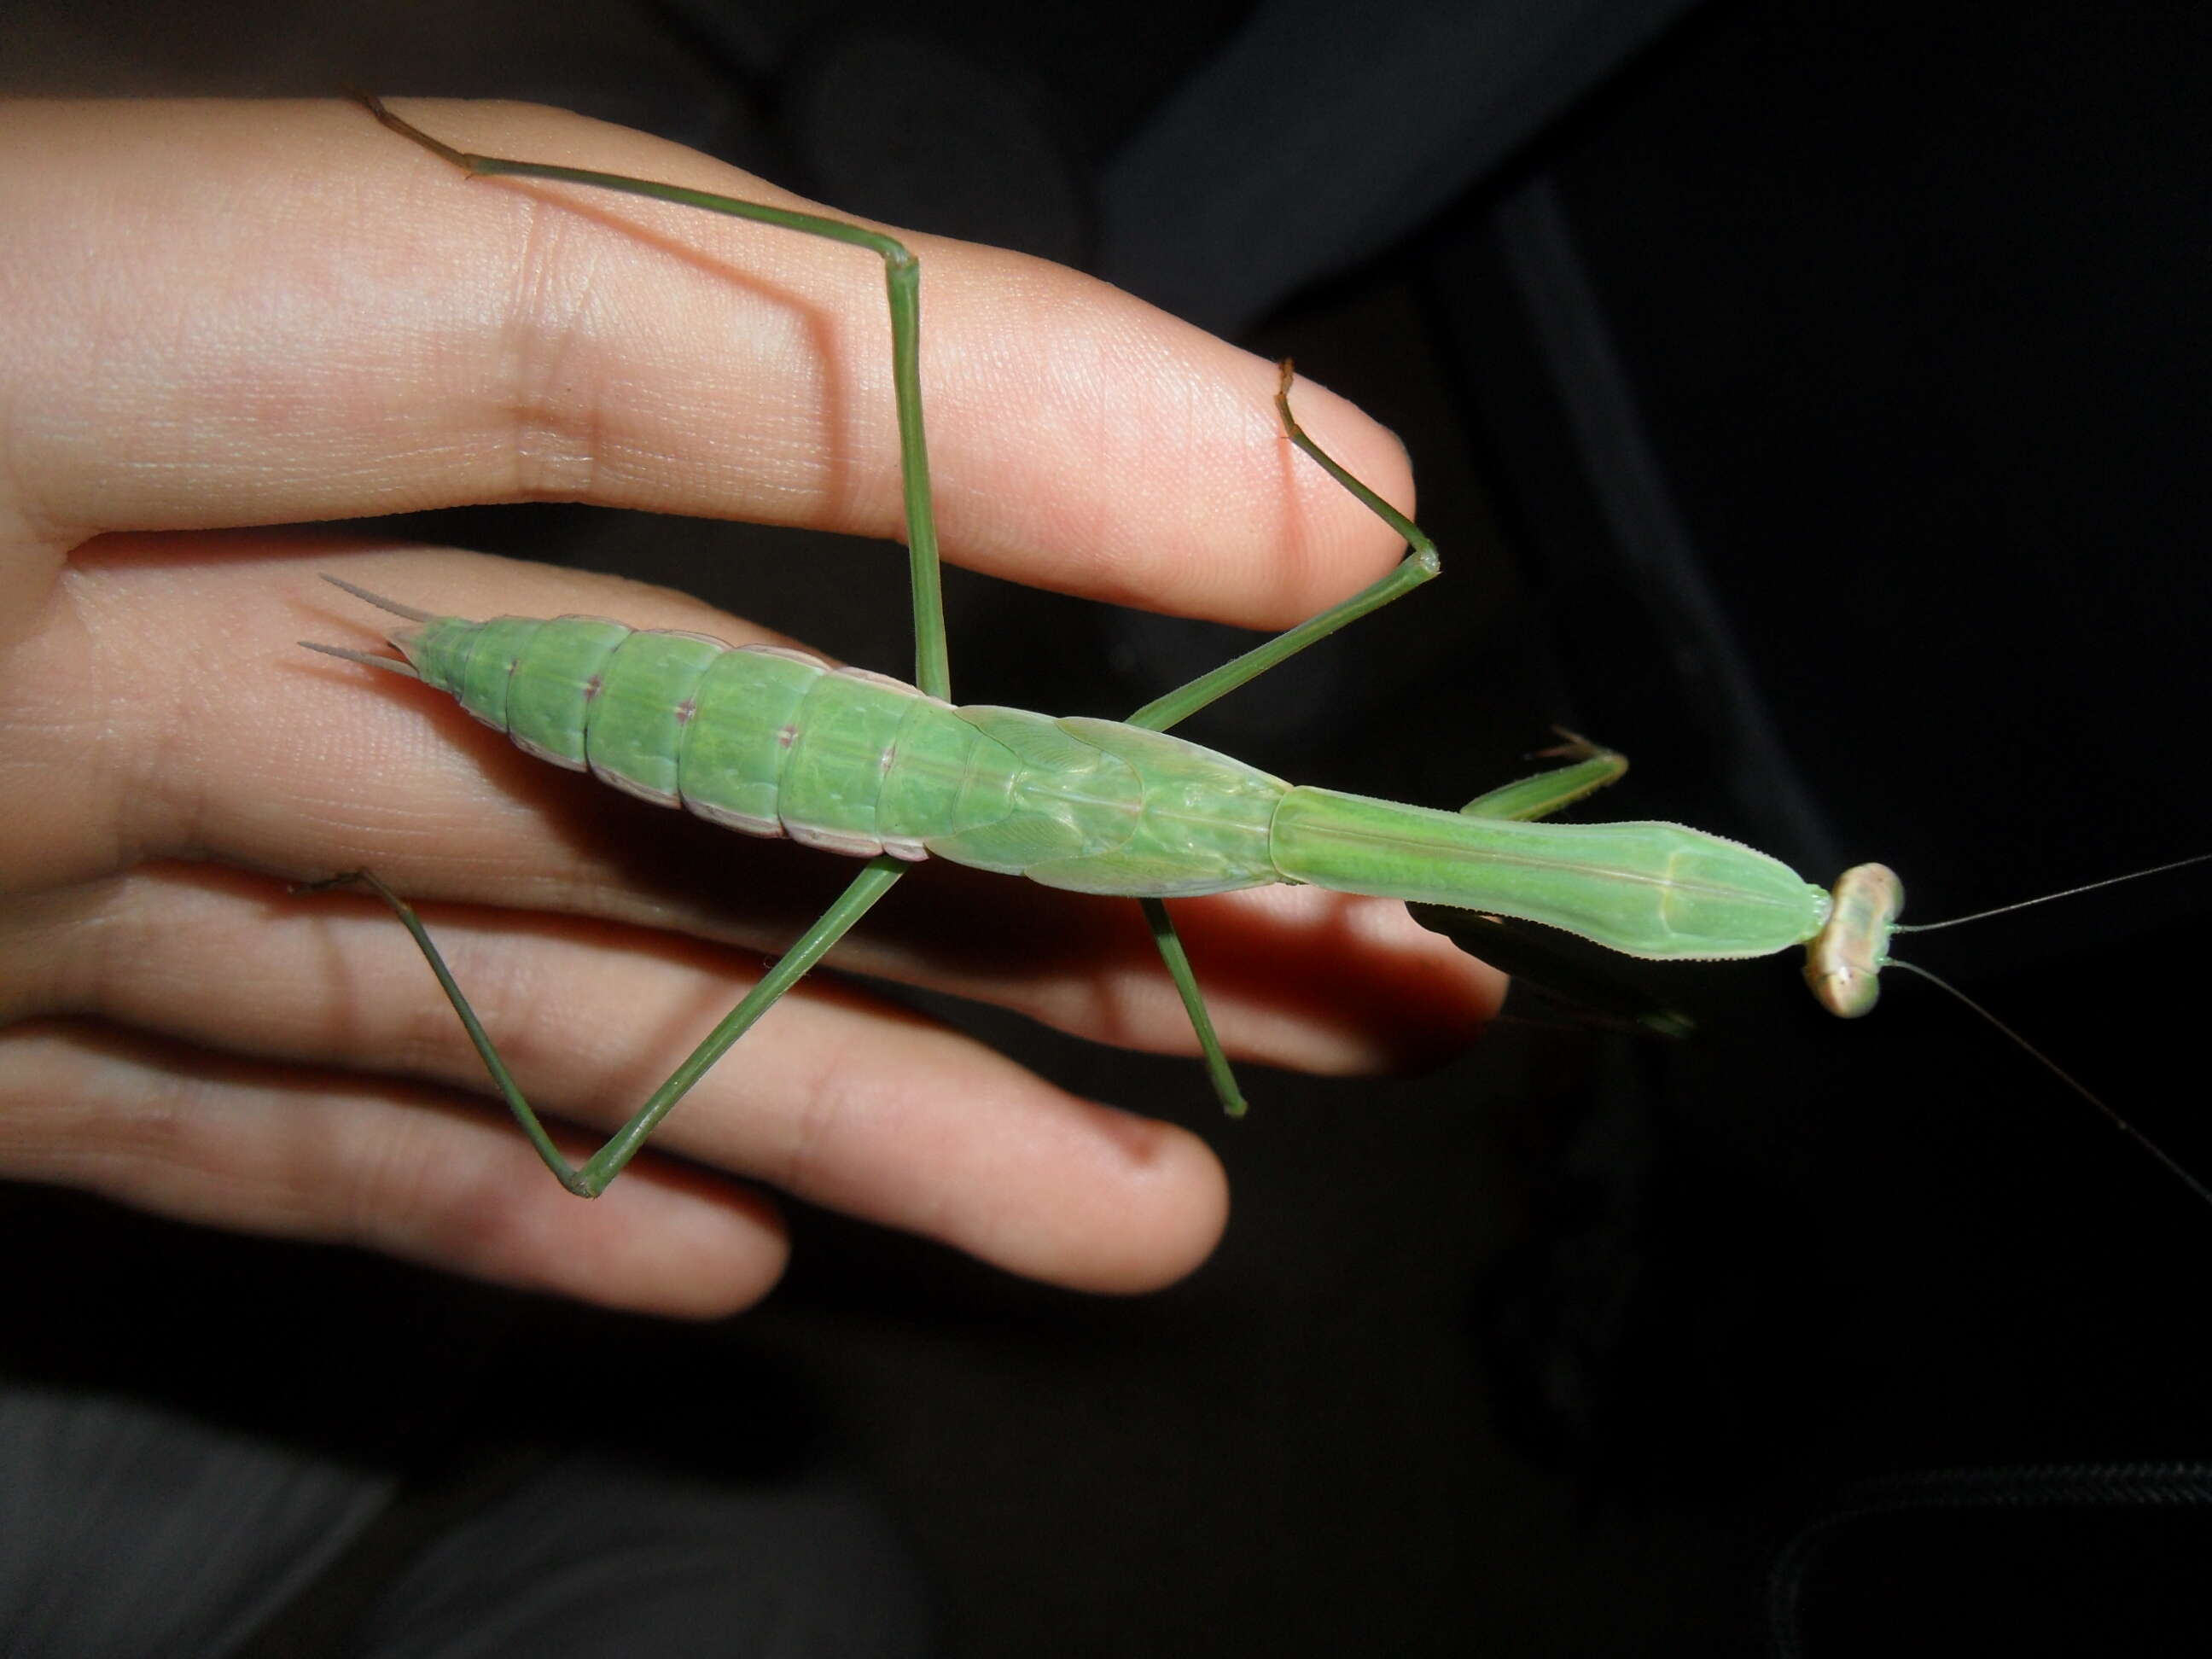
[4,864,1231,1295]
[0,1021,788,1318]
[0,96,1410,629]
[8,543,1505,1068]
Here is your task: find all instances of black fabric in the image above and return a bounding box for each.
[0,1380,934,1659]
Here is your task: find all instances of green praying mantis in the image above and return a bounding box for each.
[306,96,2209,1209]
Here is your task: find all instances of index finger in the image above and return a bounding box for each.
[0,96,1412,628]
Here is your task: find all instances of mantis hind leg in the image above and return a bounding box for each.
[358,94,951,701]
[303,863,906,1196]
[347,98,949,1180]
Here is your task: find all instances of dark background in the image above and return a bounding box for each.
[7,1,2210,1652]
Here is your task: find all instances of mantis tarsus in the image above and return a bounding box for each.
[307,96,2206,1208]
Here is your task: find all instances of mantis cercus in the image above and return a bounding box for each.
[307,96,2208,1208]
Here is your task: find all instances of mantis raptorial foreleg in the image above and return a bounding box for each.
[1458,732,1628,823]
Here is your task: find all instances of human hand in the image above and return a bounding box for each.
[0,98,1502,1317]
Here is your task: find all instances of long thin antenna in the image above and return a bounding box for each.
[1895,852,2212,934]
[1885,958,2212,1212]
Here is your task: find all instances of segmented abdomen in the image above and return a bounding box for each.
[392,612,1006,861]
[389,609,1292,898]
